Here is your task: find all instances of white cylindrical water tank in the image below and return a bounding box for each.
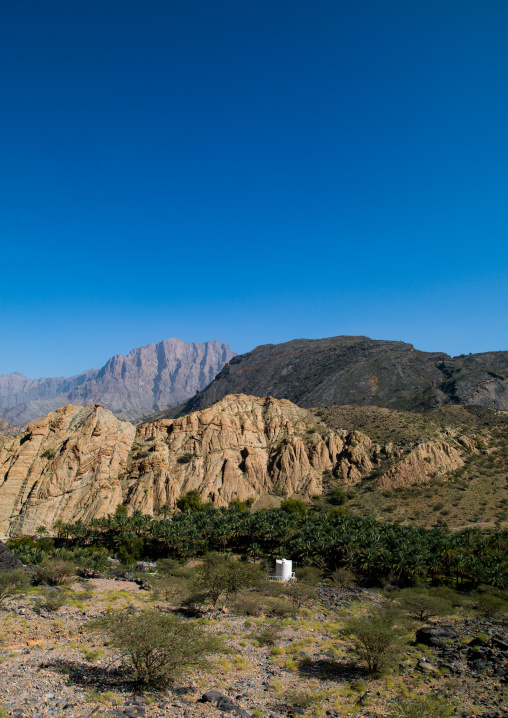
[275,559,292,581]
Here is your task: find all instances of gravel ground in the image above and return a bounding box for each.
[0,580,506,718]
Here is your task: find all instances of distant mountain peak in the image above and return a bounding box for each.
[0,338,236,424]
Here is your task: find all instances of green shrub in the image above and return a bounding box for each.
[152,576,191,607]
[387,694,453,717]
[232,591,265,617]
[156,558,194,580]
[34,560,75,586]
[252,621,283,646]
[295,566,322,585]
[0,569,31,607]
[88,608,226,687]
[328,487,348,505]
[330,567,356,587]
[342,605,407,674]
[117,538,144,564]
[475,593,508,619]
[176,489,205,511]
[33,588,69,613]
[395,588,452,621]
[428,586,463,607]
[285,690,323,710]
[265,597,294,618]
[284,582,317,608]
[280,498,308,515]
[42,448,56,459]
[194,553,264,608]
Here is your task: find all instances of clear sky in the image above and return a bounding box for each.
[1,1,507,378]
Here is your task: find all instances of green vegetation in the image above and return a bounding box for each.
[88,608,225,687]
[0,569,30,608]
[190,552,264,608]
[8,505,508,589]
[342,605,408,674]
[394,587,455,621]
[387,694,453,717]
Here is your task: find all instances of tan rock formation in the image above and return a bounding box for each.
[0,395,377,536]
[125,394,361,514]
[3,394,470,537]
[377,440,464,490]
[0,404,135,537]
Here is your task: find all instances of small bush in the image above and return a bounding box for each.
[82,645,104,662]
[194,553,264,608]
[252,621,283,646]
[295,566,322,585]
[328,487,348,506]
[387,694,453,717]
[280,498,307,515]
[0,569,31,608]
[342,605,407,674]
[265,597,294,618]
[232,591,265,617]
[285,690,323,710]
[330,567,356,587]
[428,586,462,608]
[152,576,191,607]
[33,589,69,613]
[257,580,287,597]
[475,594,508,619]
[395,588,453,621]
[88,608,226,687]
[34,560,75,586]
[42,448,56,459]
[284,582,317,608]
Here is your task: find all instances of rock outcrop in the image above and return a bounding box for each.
[377,441,464,490]
[0,394,475,537]
[0,338,236,423]
[0,396,377,537]
[0,404,135,537]
[125,394,371,515]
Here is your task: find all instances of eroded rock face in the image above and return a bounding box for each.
[0,404,135,537]
[0,394,471,537]
[0,396,376,536]
[125,394,367,514]
[378,440,464,490]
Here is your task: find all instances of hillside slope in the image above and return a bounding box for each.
[156,336,508,418]
[1,394,498,537]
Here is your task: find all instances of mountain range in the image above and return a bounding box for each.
[0,338,236,424]
[151,336,508,420]
[2,335,508,428]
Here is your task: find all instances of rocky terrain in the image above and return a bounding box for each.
[155,337,508,420]
[0,570,506,718]
[0,338,236,424]
[0,393,492,538]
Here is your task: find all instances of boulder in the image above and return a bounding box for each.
[415,625,457,647]
[0,541,22,570]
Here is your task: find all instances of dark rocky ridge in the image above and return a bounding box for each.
[0,338,236,423]
[153,336,508,420]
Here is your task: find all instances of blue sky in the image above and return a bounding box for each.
[1,1,507,378]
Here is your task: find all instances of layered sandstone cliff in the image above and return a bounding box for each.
[0,394,471,537]
[125,394,371,514]
[0,404,135,537]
